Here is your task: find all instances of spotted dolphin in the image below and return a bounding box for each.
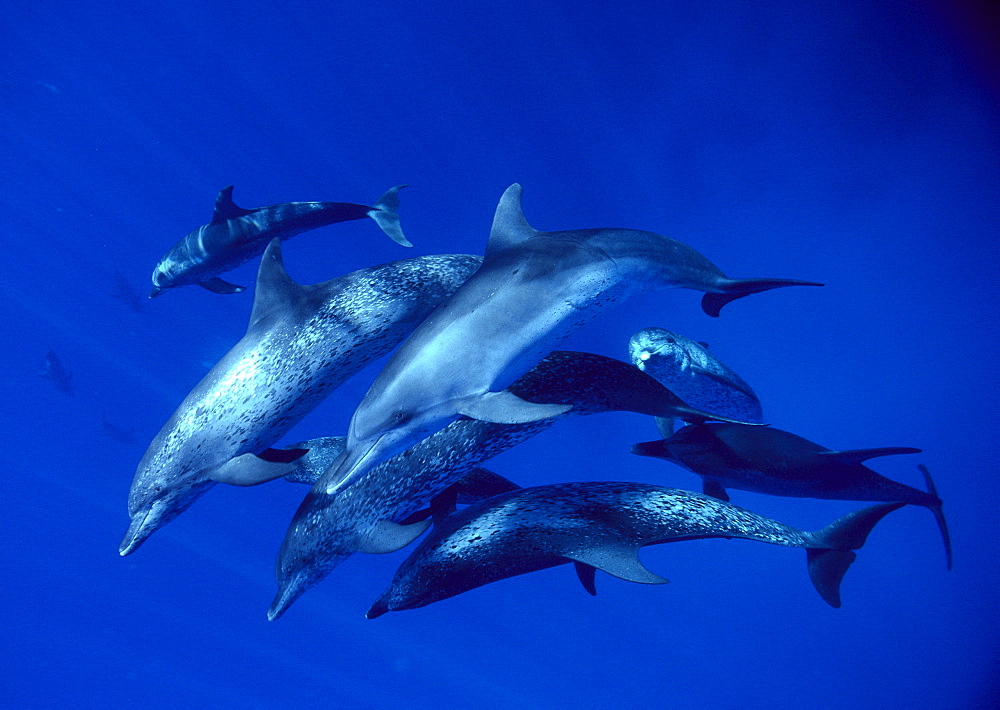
[629,327,763,434]
[325,183,821,494]
[149,185,410,297]
[367,482,904,617]
[120,240,480,555]
[269,350,755,619]
[632,423,951,569]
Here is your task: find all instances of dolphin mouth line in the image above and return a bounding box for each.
[119,507,153,556]
[324,436,384,495]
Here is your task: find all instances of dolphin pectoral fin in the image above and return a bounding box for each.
[368,185,412,247]
[199,277,247,294]
[457,390,572,424]
[819,447,922,465]
[807,502,905,607]
[358,519,432,554]
[206,453,297,486]
[211,185,253,222]
[702,480,730,502]
[563,546,668,586]
[574,561,598,596]
[701,278,823,317]
[917,465,952,571]
[630,439,672,460]
[486,183,538,258]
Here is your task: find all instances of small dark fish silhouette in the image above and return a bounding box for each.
[110,268,146,314]
[632,423,951,569]
[101,413,139,446]
[41,349,73,396]
[367,482,904,617]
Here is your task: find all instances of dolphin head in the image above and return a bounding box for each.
[628,327,692,374]
[365,555,441,619]
[149,259,180,298]
[120,452,215,555]
[325,398,460,494]
[269,488,358,620]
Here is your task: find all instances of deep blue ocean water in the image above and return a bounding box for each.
[2,1,997,707]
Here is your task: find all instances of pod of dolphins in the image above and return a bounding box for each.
[122,182,950,621]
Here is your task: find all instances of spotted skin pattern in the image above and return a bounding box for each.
[270,350,728,618]
[372,483,852,614]
[121,245,480,555]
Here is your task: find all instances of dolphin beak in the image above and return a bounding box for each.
[119,507,154,556]
[149,287,163,298]
[323,437,384,495]
[268,574,308,621]
[365,598,389,619]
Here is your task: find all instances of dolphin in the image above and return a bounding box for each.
[41,348,73,396]
[367,482,904,617]
[269,350,763,619]
[631,423,951,569]
[325,183,821,494]
[149,184,410,297]
[120,240,481,555]
[628,326,763,434]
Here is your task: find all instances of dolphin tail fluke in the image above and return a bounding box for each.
[806,502,905,607]
[368,185,412,247]
[702,278,823,317]
[918,464,952,571]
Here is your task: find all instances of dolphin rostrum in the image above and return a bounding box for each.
[149,184,410,297]
[269,350,762,619]
[367,482,904,617]
[628,326,763,434]
[632,423,951,569]
[120,240,481,555]
[325,183,821,494]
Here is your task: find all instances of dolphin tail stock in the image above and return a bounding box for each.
[805,501,905,608]
[917,464,952,571]
[701,278,824,318]
[367,185,412,247]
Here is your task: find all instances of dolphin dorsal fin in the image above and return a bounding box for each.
[486,183,537,258]
[212,185,253,223]
[248,239,310,328]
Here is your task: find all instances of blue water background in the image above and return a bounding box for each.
[2,1,997,707]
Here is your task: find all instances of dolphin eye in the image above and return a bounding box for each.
[392,410,412,425]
